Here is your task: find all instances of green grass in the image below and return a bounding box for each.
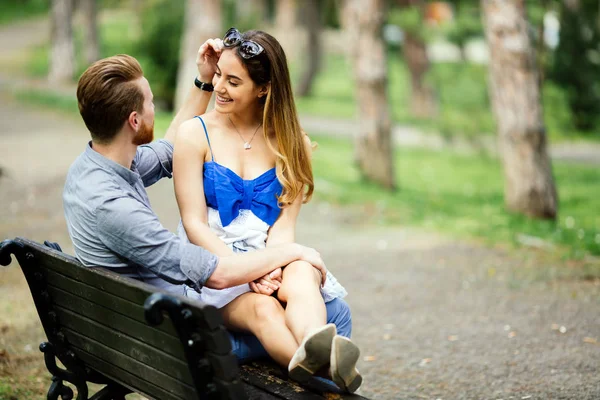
[310,134,600,262]
[0,0,48,26]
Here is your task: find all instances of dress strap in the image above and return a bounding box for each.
[195,116,214,162]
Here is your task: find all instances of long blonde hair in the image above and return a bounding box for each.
[239,30,313,207]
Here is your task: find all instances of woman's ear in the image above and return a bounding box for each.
[258,83,270,98]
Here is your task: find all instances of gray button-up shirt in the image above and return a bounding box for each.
[63,140,218,290]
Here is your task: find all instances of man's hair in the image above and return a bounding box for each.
[77,54,144,143]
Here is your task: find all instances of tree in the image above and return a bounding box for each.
[174,0,222,110]
[274,0,300,61]
[236,0,268,29]
[551,0,600,131]
[49,0,75,84]
[389,1,437,118]
[296,0,322,97]
[342,0,396,189]
[481,0,557,219]
[79,0,100,65]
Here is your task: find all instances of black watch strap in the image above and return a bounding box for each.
[194,77,214,92]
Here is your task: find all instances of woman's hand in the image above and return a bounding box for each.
[250,268,282,295]
[196,38,223,83]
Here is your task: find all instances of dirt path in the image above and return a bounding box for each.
[1,17,599,400]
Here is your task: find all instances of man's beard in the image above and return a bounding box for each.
[132,118,154,145]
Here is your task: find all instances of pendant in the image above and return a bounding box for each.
[244,142,252,150]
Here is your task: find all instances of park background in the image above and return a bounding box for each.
[0,0,599,399]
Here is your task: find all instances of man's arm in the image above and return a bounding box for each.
[95,196,327,291]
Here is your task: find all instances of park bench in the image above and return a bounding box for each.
[1,237,368,400]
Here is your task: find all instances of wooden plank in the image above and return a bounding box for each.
[48,286,186,359]
[22,238,224,331]
[45,269,177,336]
[64,329,195,399]
[54,306,193,385]
[70,346,188,400]
[240,363,325,399]
[240,363,369,400]
[240,381,285,399]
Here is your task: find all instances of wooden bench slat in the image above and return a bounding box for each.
[54,306,193,386]
[69,345,188,400]
[45,268,177,336]
[64,329,195,399]
[48,285,186,359]
[240,363,327,399]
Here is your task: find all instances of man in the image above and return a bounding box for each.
[63,42,352,362]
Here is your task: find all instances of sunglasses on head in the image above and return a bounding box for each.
[223,28,264,59]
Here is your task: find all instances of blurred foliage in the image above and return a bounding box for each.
[135,0,184,110]
[293,53,595,142]
[550,1,600,132]
[442,2,482,51]
[0,0,48,25]
[388,5,434,42]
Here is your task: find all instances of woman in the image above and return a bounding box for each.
[173,28,361,392]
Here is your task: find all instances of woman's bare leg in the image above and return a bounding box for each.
[221,292,299,366]
[277,260,327,343]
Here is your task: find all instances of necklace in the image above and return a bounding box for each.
[228,115,262,150]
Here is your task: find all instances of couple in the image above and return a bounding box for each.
[63,28,362,392]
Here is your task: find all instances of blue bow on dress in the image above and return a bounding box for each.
[204,162,283,227]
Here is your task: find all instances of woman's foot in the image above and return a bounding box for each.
[288,323,337,382]
[330,335,362,393]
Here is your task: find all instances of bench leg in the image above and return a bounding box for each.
[47,376,74,400]
[40,342,89,400]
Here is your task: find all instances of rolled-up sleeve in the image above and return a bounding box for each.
[95,196,218,289]
[134,140,174,187]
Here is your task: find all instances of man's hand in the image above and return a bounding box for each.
[196,38,223,83]
[249,268,282,295]
[295,244,327,286]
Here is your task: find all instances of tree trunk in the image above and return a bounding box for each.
[49,0,75,84]
[296,0,321,97]
[403,31,437,117]
[80,0,100,65]
[482,0,557,219]
[174,0,222,111]
[236,0,267,26]
[342,0,396,189]
[274,0,299,61]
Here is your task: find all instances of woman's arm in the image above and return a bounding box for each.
[173,118,234,257]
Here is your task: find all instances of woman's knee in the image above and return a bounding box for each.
[252,295,285,325]
[278,261,321,301]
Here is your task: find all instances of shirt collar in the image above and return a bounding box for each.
[85,141,140,185]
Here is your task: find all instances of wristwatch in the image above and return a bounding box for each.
[194,77,214,92]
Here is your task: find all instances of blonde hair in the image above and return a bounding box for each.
[238,30,313,207]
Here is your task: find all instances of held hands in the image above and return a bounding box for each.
[196,38,223,83]
[249,267,282,296]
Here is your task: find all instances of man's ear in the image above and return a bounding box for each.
[127,111,140,131]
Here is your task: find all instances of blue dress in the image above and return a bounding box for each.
[178,116,347,308]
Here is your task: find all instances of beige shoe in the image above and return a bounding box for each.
[288,323,337,382]
[330,335,362,393]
